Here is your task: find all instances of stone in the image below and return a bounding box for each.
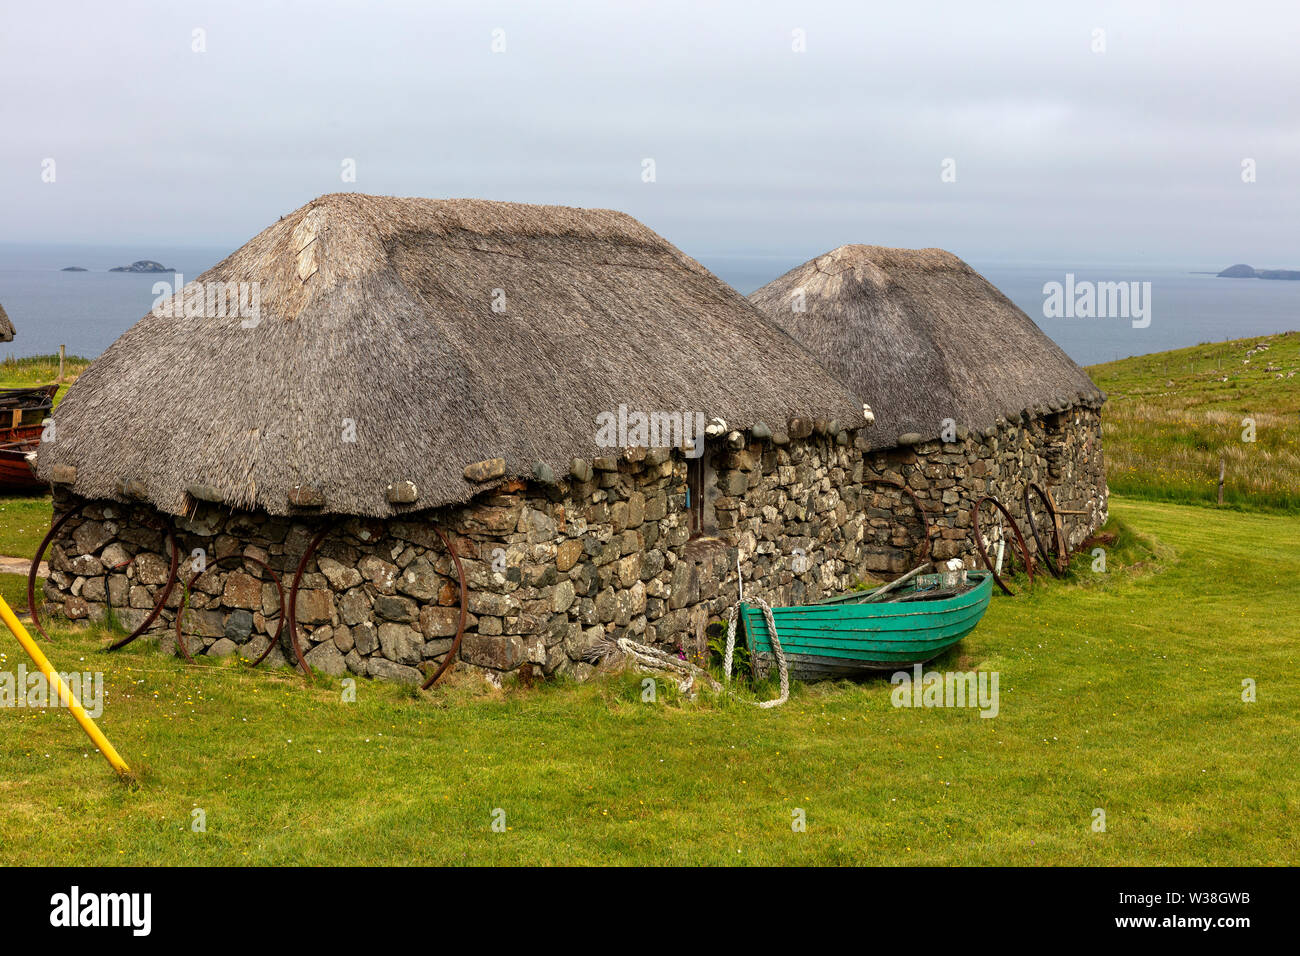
[898,432,924,446]
[339,588,372,626]
[385,480,419,504]
[556,538,584,573]
[397,557,440,601]
[468,591,518,617]
[378,623,424,665]
[333,624,355,654]
[65,596,89,620]
[116,478,148,500]
[532,461,556,484]
[224,609,255,642]
[460,634,526,671]
[317,555,363,591]
[129,551,168,587]
[50,464,77,484]
[305,640,347,676]
[223,571,263,610]
[68,553,103,576]
[420,605,463,638]
[73,520,113,555]
[295,589,335,625]
[373,593,418,623]
[552,579,576,613]
[464,458,506,483]
[358,555,399,593]
[570,458,593,482]
[424,638,456,659]
[186,483,225,503]
[209,638,239,658]
[354,621,379,655]
[101,542,131,569]
[367,657,423,684]
[287,484,325,507]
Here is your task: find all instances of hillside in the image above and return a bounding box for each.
[1088,330,1300,511]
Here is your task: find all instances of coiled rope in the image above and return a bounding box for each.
[723,597,789,708]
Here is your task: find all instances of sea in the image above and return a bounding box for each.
[2,243,1298,368]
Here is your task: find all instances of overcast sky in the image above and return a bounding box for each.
[2,0,1297,266]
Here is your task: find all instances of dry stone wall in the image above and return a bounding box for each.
[43,405,1106,682]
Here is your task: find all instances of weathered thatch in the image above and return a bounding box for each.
[0,301,14,342]
[749,245,1102,448]
[39,193,866,518]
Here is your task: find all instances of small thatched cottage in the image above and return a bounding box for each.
[38,194,886,682]
[0,301,15,342]
[749,245,1108,571]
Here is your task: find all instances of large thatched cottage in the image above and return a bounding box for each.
[37,194,880,681]
[37,203,1107,684]
[749,245,1108,570]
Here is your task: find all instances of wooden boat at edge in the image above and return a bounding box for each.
[0,384,57,431]
[742,571,994,681]
[0,439,43,491]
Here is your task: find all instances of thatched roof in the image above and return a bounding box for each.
[38,193,866,518]
[0,301,14,342]
[749,245,1102,448]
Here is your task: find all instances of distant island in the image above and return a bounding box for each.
[1218,263,1300,280]
[109,259,173,273]
[60,266,87,271]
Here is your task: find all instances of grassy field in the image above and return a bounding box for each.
[1,496,1295,865]
[1088,330,1300,511]
[0,353,89,406]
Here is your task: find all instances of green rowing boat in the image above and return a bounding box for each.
[740,571,994,681]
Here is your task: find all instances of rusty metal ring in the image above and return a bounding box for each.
[286,524,333,675]
[174,554,286,665]
[28,504,85,642]
[865,477,934,562]
[973,495,1034,597]
[421,525,467,691]
[108,523,180,651]
[1023,482,1067,579]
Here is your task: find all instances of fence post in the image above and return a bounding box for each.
[1218,457,1225,506]
[58,344,65,383]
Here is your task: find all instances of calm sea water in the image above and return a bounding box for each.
[3,243,1298,367]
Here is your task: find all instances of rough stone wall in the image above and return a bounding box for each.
[43,407,1105,683]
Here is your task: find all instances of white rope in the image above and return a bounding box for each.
[613,637,721,696]
[600,554,789,707]
[723,598,789,709]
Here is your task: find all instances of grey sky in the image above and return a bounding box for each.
[2,0,1297,266]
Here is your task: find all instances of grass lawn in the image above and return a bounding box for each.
[0,496,1295,865]
[0,353,90,406]
[0,496,53,560]
[1088,330,1300,511]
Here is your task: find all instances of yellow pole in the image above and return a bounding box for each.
[0,595,131,776]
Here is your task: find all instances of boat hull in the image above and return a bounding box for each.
[0,442,42,491]
[742,572,994,681]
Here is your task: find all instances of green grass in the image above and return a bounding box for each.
[0,352,90,406]
[0,497,53,559]
[1,496,1295,865]
[1089,330,1300,511]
